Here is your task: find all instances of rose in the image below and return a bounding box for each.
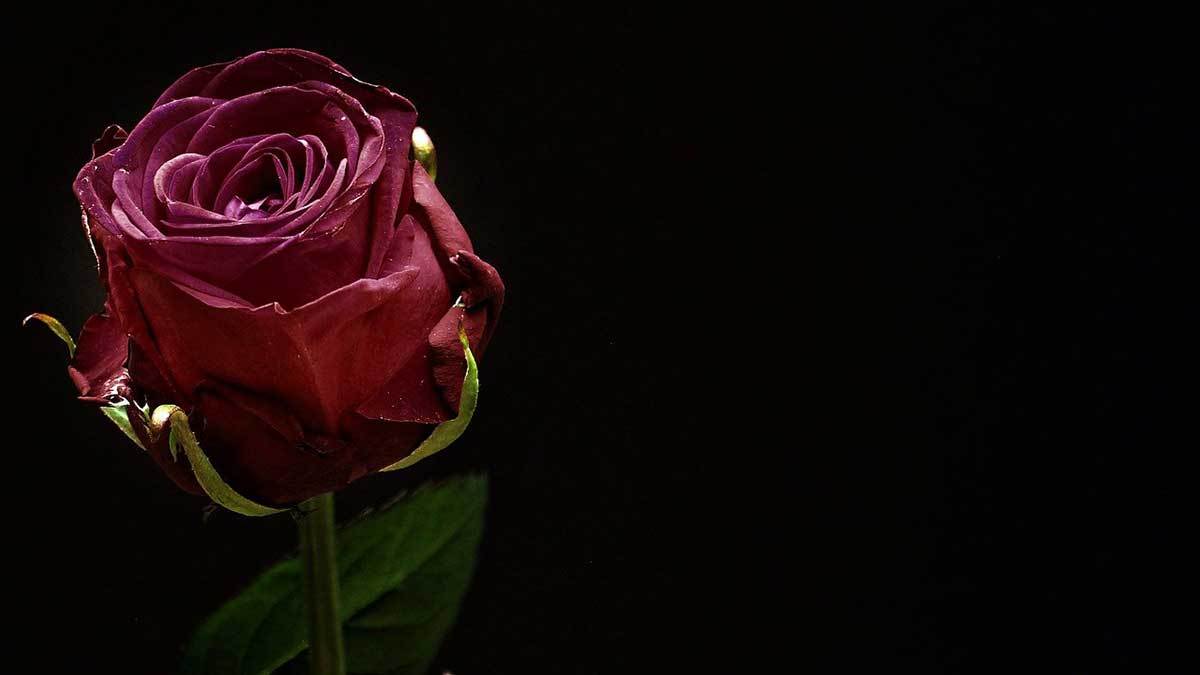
[69,49,503,506]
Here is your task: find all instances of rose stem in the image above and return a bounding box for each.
[299,492,346,675]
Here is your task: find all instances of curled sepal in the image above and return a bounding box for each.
[101,402,148,451]
[382,327,478,472]
[23,313,76,356]
[150,405,286,517]
[412,126,437,182]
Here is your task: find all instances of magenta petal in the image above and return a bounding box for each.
[75,152,120,239]
[152,62,228,107]
[153,152,204,204]
[165,157,346,241]
[111,97,221,201]
[189,140,257,209]
[185,85,369,182]
[136,109,228,219]
[192,49,417,270]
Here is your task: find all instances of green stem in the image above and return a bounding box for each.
[299,492,346,675]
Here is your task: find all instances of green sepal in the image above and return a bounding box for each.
[100,402,147,451]
[381,327,478,472]
[23,313,76,356]
[150,405,285,517]
[412,126,437,182]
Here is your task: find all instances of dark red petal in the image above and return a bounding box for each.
[341,412,433,476]
[354,347,453,425]
[410,161,474,265]
[129,254,449,435]
[451,249,506,354]
[193,383,362,505]
[64,294,201,497]
[192,385,338,505]
[68,308,129,403]
[91,124,128,159]
[87,222,186,404]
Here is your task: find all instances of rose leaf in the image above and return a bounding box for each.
[179,474,487,675]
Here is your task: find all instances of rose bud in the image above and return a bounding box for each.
[60,49,502,510]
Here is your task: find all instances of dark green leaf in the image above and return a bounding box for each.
[180,474,487,675]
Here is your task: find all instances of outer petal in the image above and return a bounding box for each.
[407,162,506,410]
[410,161,505,348]
[68,307,129,403]
[191,382,429,504]
[83,211,186,404]
[67,296,201,496]
[352,166,505,427]
[152,63,229,107]
[410,161,474,266]
[91,124,128,158]
[128,237,451,435]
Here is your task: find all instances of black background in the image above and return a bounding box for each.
[3,4,1187,673]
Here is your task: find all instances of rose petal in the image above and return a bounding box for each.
[129,238,449,434]
[91,124,128,159]
[153,152,205,204]
[152,62,228,107]
[184,85,375,190]
[191,380,428,504]
[186,49,417,278]
[109,97,220,209]
[69,223,202,496]
[191,383,348,505]
[410,161,475,268]
[68,306,129,402]
[189,139,260,209]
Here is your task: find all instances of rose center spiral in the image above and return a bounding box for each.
[218,156,286,221]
